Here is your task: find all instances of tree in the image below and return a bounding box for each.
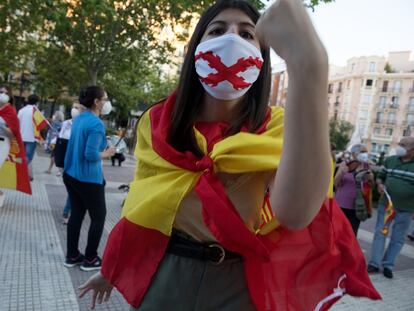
[329,119,354,151]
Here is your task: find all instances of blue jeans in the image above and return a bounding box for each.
[63,197,71,217]
[369,203,413,269]
[24,141,37,163]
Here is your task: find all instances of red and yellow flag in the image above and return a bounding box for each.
[381,190,396,236]
[32,106,49,141]
[101,92,380,310]
[0,104,31,194]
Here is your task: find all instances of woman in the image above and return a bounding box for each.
[0,85,31,206]
[63,86,115,271]
[45,110,64,174]
[79,1,379,310]
[334,144,373,236]
[54,103,86,224]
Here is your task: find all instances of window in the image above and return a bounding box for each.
[376,112,384,123]
[393,80,402,92]
[371,143,378,153]
[358,110,368,119]
[388,112,396,124]
[408,97,414,110]
[382,81,388,92]
[347,80,351,88]
[363,95,371,104]
[335,96,340,106]
[407,113,414,125]
[369,62,376,72]
[328,83,333,93]
[385,128,393,136]
[390,96,399,108]
[351,63,355,72]
[373,127,381,135]
[379,96,386,108]
[384,144,390,153]
[338,82,342,93]
[366,79,373,87]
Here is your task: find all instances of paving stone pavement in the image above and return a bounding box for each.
[0,149,413,310]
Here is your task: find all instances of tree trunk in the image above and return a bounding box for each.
[88,69,98,85]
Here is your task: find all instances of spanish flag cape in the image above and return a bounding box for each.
[102,92,380,310]
[0,103,31,194]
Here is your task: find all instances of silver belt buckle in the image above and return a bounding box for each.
[208,243,225,265]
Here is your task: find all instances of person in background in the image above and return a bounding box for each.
[18,94,41,179]
[109,128,127,167]
[368,137,414,278]
[0,85,31,206]
[63,86,115,271]
[45,110,64,174]
[54,103,86,224]
[334,144,373,236]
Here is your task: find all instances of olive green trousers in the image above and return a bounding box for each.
[131,253,256,311]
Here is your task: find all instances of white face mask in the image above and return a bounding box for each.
[194,33,263,100]
[395,145,407,157]
[101,100,112,115]
[71,108,80,119]
[0,93,10,105]
[357,152,369,163]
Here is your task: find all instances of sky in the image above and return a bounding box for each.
[270,0,414,68]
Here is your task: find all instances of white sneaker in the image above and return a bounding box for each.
[0,192,5,208]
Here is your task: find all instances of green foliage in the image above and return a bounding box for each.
[0,0,333,120]
[329,119,354,151]
[384,62,394,73]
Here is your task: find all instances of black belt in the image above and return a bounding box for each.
[166,230,242,265]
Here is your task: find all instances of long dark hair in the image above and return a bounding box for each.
[79,86,105,109]
[168,0,271,157]
[0,85,14,106]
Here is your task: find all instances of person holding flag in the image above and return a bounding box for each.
[368,137,414,278]
[17,94,49,180]
[78,0,380,310]
[0,85,31,207]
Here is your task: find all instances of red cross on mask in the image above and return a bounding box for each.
[195,33,264,100]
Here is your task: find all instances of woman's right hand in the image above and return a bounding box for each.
[78,272,113,309]
[101,146,116,159]
[256,0,327,66]
[338,161,349,174]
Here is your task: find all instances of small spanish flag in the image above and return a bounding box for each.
[381,189,396,236]
[32,106,49,141]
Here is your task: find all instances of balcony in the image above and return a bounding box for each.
[388,104,399,110]
[390,88,402,93]
[386,120,396,125]
[371,134,392,142]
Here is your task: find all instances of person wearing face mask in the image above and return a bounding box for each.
[77,1,380,310]
[44,110,64,174]
[368,137,414,279]
[334,144,373,236]
[54,103,86,224]
[63,86,115,271]
[0,85,31,207]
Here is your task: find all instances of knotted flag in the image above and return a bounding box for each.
[101,92,380,310]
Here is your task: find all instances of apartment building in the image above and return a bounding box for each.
[328,51,414,154]
[270,51,414,154]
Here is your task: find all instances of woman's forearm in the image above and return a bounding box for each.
[270,57,331,230]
